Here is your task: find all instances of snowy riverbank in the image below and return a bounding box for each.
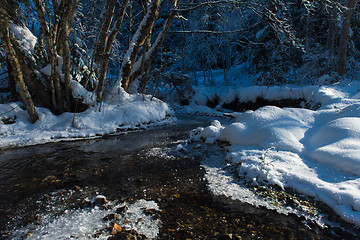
[2,78,360,227]
[0,91,174,149]
[190,82,360,226]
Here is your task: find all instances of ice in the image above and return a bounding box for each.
[11,198,161,239]
[122,199,161,239]
[201,156,327,227]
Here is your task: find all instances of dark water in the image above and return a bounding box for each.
[0,115,358,239]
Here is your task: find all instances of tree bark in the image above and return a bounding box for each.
[96,0,129,103]
[94,0,116,76]
[130,0,178,92]
[119,0,160,92]
[337,0,357,76]
[59,0,78,110]
[0,6,38,123]
[34,0,78,114]
[33,0,59,112]
[326,2,336,73]
[6,59,18,99]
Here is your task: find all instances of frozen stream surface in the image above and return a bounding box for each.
[0,114,359,239]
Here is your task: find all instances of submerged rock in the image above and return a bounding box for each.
[116,205,129,215]
[41,175,62,186]
[103,213,120,221]
[110,223,122,235]
[91,195,108,206]
[108,229,147,240]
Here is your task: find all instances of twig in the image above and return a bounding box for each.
[0,105,20,117]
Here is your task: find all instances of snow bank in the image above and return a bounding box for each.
[190,84,347,110]
[219,106,313,153]
[201,120,224,144]
[0,92,174,149]
[195,83,360,226]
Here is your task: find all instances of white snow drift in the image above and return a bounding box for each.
[194,83,360,226]
[0,87,174,149]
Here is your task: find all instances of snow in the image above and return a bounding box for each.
[0,88,174,149]
[218,106,312,153]
[193,81,360,226]
[9,22,37,55]
[39,56,64,76]
[201,120,224,144]
[189,84,347,109]
[201,156,327,227]
[2,46,360,228]
[39,64,52,76]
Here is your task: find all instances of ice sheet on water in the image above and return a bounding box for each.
[13,207,112,240]
[11,198,161,239]
[201,157,328,228]
[122,199,161,239]
[147,147,175,160]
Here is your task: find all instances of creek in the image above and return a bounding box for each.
[0,114,358,239]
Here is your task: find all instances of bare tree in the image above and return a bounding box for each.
[130,0,179,93]
[0,2,38,123]
[117,0,161,93]
[59,0,78,110]
[33,0,62,113]
[95,0,130,103]
[93,0,116,77]
[33,0,78,113]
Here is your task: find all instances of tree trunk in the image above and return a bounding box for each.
[34,0,78,114]
[62,31,72,109]
[0,6,38,123]
[6,59,18,99]
[326,4,335,52]
[52,48,64,114]
[33,0,59,112]
[326,3,336,73]
[59,0,78,111]
[118,0,160,92]
[96,0,129,103]
[337,0,357,76]
[130,0,178,91]
[94,0,116,76]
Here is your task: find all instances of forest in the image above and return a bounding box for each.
[0,0,359,122]
[2,0,360,238]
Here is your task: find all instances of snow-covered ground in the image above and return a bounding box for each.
[2,43,360,227]
[191,80,360,226]
[0,88,174,149]
[4,17,360,234]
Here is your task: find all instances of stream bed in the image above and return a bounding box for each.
[0,114,359,239]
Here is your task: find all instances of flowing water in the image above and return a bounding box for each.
[0,114,358,239]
